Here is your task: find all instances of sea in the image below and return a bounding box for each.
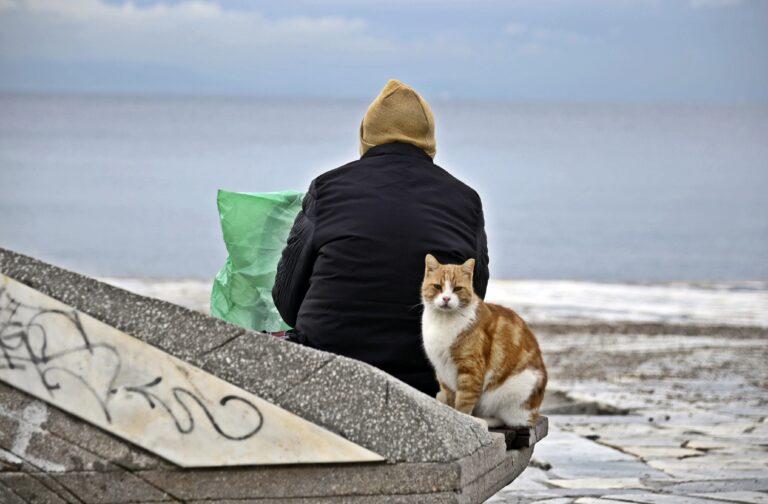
[1,93,766,281]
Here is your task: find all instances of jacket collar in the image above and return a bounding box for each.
[361,142,433,162]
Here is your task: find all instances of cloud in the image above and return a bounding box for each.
[504,22,527,36]
[502,21,588,54]
[1,0,766,102]
[0,0,396,67]
[688,0,745,8]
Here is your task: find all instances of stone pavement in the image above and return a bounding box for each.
[488,326,768,504]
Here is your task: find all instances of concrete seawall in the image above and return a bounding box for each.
[0,247,544,503]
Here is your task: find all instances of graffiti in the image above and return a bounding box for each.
[0,286,263,441]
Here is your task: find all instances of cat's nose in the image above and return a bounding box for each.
[442,296,451,303]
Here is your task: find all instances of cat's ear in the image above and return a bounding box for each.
[425,254,440,272]
[461,258,476,276]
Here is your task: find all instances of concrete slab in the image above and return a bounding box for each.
[692,492,768,504]
[601,493,727,504]
[547,479,646,490]
[663,480,768,495]
[0,472,74,503]
[0,247,545,503]
[0,275,383,467]
[575,499,639,504]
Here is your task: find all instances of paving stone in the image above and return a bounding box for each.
[512,488,647,499]
[0,383,167,472]
[548,460,669,480]
[0,482,27,504]
[53,471,173,503]
[547,478,646,490]
[0,387,168,477]
[185,496,456,504]
[518,467,551,481]
[598,436,692,449]
[681,437,768,457]
[634,409,744,427]
[647,456,768,480]
[716,405,768,419]
[487,491,561,504]
[532,431,636,465]
[665,423,761,439]
[691,491,768,504]
[575,499,639,504]
[0,473,72,503]
[601,493,731,504]
[0,448,23,471]
[684,439,734,451]
[549,415,651,427]
[503,478,553,491]
[502,466,552,491]
[555,422,662,439]
[617,447,702,459]
[661,479,768,494]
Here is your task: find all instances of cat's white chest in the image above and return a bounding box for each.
[421,304,477,392]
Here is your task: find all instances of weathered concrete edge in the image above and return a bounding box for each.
[0,437,531,504]
[0,247,493,464]
[1,377,542,503]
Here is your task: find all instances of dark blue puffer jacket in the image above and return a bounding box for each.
[272,142,489,396]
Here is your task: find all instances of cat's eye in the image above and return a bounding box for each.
[453,286,463,292]
[432,284,442,290]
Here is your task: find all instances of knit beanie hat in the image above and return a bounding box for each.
[359,79,436,158]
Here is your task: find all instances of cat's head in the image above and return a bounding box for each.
[421,254,476,312]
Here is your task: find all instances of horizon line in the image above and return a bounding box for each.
[1,88,766,108]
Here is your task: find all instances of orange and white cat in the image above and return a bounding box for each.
[420,254,547,427]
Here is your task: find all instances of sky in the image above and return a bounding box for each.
[0,0,767,103]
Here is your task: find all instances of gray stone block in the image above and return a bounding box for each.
[186,497,457,504]
[0,473,73,503]
[192,329,337,404]
[0,246,495,464]
[0,382,167,472]
[52,471,172,503]
[0,247,545,502]
[0,483,27,504]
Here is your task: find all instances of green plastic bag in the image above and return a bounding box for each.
[210,189,303,332]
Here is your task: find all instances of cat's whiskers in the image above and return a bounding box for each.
[421,253,547,429]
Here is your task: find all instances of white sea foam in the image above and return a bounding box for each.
[101,278,768,328]
[485,280,768,327]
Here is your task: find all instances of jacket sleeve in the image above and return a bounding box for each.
[473,198,490,300]
[272,181,318,328]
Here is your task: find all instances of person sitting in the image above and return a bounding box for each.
[272,79,489,396]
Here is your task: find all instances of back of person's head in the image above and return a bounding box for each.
[359,79,436,159]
